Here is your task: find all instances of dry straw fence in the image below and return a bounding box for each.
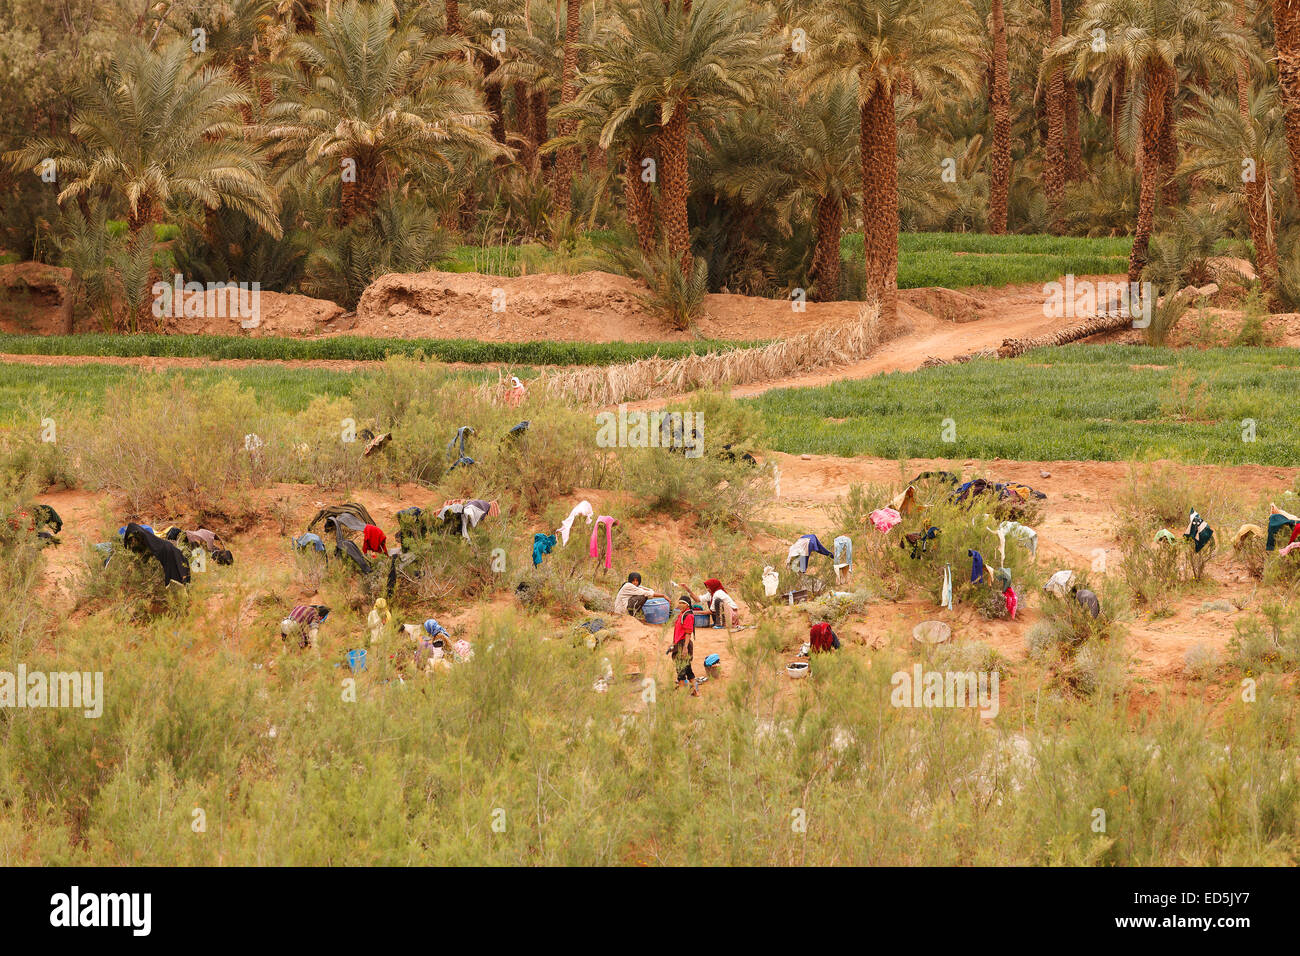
[540,303,883,406]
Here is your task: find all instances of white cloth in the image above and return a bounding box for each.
[786,537,810,568]
[941,564,953,609]
[557,500,594,546]
[1043,569,1076,598]
[991,521,1038,563]
[762,566,779,597]
[367,609,387,644]
[705,588,738,611]
[462,502,489,539]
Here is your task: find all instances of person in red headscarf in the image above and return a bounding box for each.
[809,621,840,652]
[362,524,388,556]
[700,578,740,629]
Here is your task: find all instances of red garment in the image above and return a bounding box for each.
[809,621,836,652]
[1004,586,1018,619]
[362,524,388,555]
[1290,524,1300,546]
[703,578,724,594]
[672,607,695,644]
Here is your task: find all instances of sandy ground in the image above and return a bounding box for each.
[3,259,1084,345]
[30,453,1299,704]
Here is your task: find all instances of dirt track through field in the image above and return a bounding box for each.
[0,278,1092,388]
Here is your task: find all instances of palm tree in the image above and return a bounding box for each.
[989,0,1012,232]
[1044,0,1067,228]
[1178,84,1284,303]
[711,85,860,298]
[463,0,528,150]
[1274,0,1300,195]
[1052,0,1255,282]
[553,0,584,215]
[805,0,984,318]
[263,0,500,226]
[572,0,779,270]
[6,37,279,240]
[202,0,280,119]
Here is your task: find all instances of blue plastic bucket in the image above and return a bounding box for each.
[642,597,670,624]
[347,649,367,673]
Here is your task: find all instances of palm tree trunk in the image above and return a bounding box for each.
[1157,80,1179,206]
[480,55,506,150]
[811,194,843,301]
[625,141,658,255]
[60,277,79,334]
[126,197,158,335]
[860,84,898,320]
[340,156,382,226]
[1064,80,1083,180]
[515,81,538,173]
[658,104,692,270]
[532,90,552,174]
[445,0,461,35]
[1238,0,1280,305]
[1044,0,1066,230]
[989,0,1011,234]
[1129,61,1169,283]
[553,0,581,217]
[1274,0,1300,197]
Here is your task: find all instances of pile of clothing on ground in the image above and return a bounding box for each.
[10,503,62,547]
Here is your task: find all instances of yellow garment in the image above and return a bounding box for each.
[890,485,924,516]
[1234,524,1263,548]
[367,598,391,644]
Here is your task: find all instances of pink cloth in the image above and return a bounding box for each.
[590,516,616,569]
[1278,541,1300,557]
[1004,586,1018,620]
[869,508,902,533]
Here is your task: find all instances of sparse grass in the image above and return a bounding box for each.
[747,345,1300,465]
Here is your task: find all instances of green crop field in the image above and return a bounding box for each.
[0,333,761,366]
[746,345,1300,465]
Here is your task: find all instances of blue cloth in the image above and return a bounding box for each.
[703,653,720,667]
[446,425,476,473]
[532,532,556,566]
[802,534,833,557]
[833,535,853,567]
[1266,513,1295,551]
[969,549,985,584]
[293,533,325,552]
[423,619,449,640]
[118,525,153,536]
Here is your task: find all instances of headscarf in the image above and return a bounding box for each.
[703,578,724,595]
